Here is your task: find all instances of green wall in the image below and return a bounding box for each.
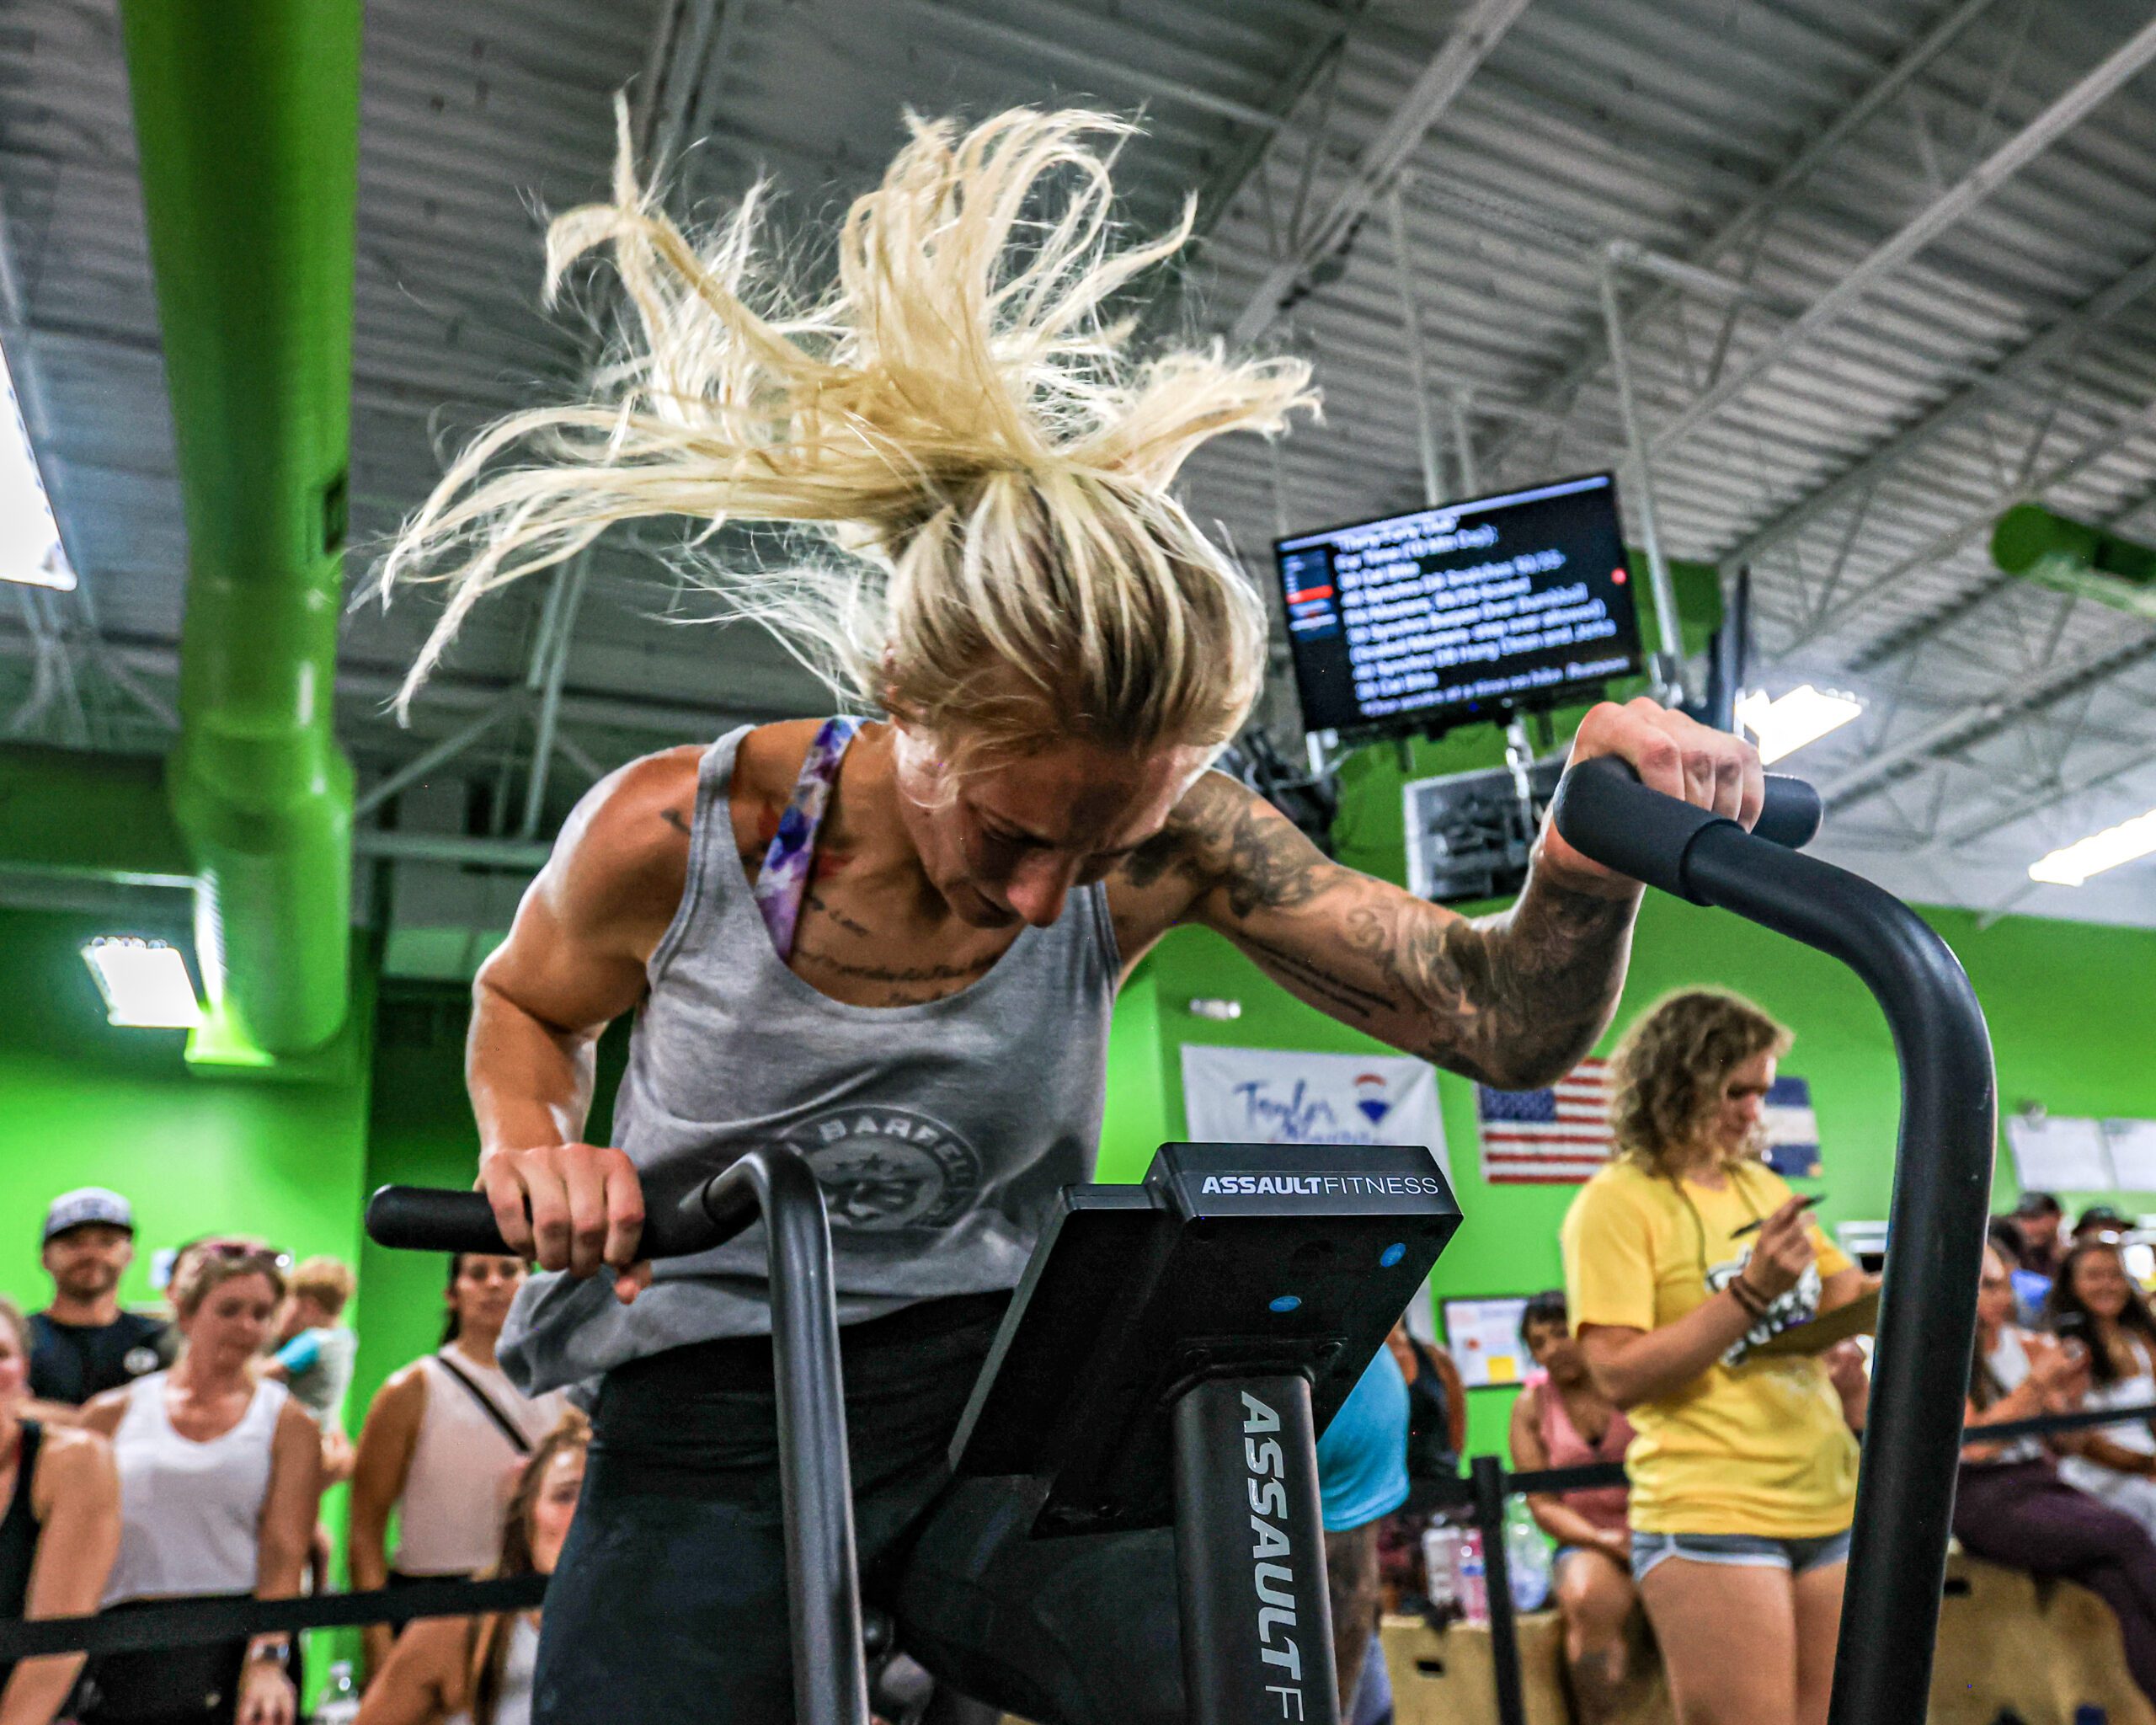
[0,905,375,1326]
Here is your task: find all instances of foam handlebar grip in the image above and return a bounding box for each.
[365,1186,511,1256]
[1550,757,1821,904]
[1753,776,1824,852]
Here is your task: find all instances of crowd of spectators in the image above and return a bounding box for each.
[0,1188,568,1725]
[13,1060,2156,1725]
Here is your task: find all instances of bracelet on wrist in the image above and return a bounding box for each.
[246,1641,290,1669]
[1727,1278,1769,1318]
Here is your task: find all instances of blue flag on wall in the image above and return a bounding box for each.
[1762,1075,1821,1178]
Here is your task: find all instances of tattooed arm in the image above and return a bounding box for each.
[1141,774,1636,1087]
[1122,699,1763,1089]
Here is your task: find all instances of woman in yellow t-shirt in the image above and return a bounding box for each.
[1560,991,1870,1725]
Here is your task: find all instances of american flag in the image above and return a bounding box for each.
[1476,1058,1614,1183]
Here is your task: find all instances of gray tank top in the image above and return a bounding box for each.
[499,724,1121,1392]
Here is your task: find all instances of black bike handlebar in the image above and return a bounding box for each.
[365,1153,870,1725]
[1548,760,1822,893]
[1553,756,1994,1725]
[365,1176,760,1263]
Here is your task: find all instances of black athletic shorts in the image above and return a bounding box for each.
[531,1291,1185,1725]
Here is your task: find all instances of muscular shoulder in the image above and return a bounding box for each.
[1109,769,1342,937]
[77,1386,128,1437]
[33,1423,115,1502]
[366,1361,430,1422]
[561,746,704,887]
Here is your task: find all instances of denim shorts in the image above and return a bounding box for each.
[1630,1526,1852,1582]
[1551,1541,1629,1577]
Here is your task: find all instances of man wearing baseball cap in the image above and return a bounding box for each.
[25,1188,174,1423]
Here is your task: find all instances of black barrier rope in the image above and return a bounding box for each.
[1442,1399,2156,1725]
[0,1401,2146,1674]
[0,1574,548,1663]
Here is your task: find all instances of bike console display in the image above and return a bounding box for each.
[948,1141,1461,1537]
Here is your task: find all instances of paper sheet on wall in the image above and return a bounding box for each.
[2005,1114,2113,1192]
[1442,1296,1533,1389]
[2102,1119,2156,1191]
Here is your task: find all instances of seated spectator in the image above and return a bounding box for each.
[262,1258,357,1474]
[349,1257,568,1678]
[355,1413,590,1725]
[1384,1320,1465,1480]
[1956,1240,2156,1708]
[1989,1217,2053,1327]
[2013,1190,2068,1279]
[2049,1239,2156,1536]
[80,1242,322,1725]
[1316,1343,1412,1725]
[1508,1290,1637,1725]
[25,1191,173,1424]
[0,1293,122,1725]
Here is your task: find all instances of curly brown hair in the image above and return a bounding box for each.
[1609,990,1791,1176]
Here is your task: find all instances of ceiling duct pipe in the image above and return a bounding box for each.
[120,0,360,1064]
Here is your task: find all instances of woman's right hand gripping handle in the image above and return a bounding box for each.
[478,1143,653,1304]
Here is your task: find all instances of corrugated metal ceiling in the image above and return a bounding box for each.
[4,0,2156,923]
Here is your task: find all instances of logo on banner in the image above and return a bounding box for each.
[1181,1045,1449,1176]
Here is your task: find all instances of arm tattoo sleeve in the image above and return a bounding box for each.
[1176,773,1637,1088]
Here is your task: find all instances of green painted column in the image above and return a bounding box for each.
[120,0,361,1061]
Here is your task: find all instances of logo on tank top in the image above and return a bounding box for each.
[780,1106,985,1230]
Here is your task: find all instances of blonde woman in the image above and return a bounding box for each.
[357,1415,589,1725]
[379,104,1759,1725]
[81,1243,321,1725]
[1561,992,1869,1725]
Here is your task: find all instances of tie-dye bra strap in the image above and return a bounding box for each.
[750,715,862,960]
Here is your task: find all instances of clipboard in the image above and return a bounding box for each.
[1748,1288,1880,1359]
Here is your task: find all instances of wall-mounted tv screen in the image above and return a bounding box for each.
[1273,473,1641,740]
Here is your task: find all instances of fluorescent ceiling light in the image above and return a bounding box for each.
[1735,684,1863,765]
[81,937,203,1028]
[0,340,72,591]
[2029,808,2156,888]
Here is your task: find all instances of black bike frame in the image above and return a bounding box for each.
[1553,758,1995,1725]
[365,1149,871,1725]
[1171,1374,1338,1725]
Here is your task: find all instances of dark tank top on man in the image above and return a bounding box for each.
[0,1420,45,1685]
[501,723,1123,1393]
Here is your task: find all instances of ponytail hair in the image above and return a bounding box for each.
[378,103,1315,766]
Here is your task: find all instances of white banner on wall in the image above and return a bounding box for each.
[1180,1044,1449,1178]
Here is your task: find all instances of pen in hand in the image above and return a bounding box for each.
[1733,1193,1825,1237]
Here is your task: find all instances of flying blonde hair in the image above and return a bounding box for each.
[377,102,1316,765]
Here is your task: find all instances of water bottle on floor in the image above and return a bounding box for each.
[313,1658,360,1725]
[1455,1527,1490,1627]
[1504,1496,1551,1613]
[1421,1522,1459,1622]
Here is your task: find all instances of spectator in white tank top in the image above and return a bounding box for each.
[356,1413,588,1725]
[349,1257,568,1678]
[80,1242,323,1725]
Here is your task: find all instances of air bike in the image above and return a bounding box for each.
[366,756,1994,1725]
